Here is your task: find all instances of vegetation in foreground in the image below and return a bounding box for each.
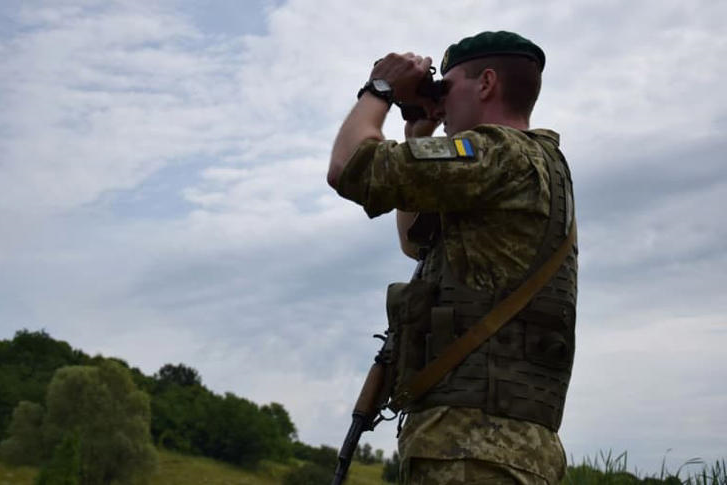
[1,449,725,485]
[564,450,726,485]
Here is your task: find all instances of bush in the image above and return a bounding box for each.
[292,441,338,470]
[283,462,331,485]
[382,451,399,483]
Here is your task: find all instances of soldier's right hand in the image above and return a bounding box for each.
[370,52,432,105]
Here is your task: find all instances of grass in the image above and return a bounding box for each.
[0,461,37,485]
[0,449,388,485]
[1,449,723,485]
[149,450,387,485]
[147,449,282,484]
[348,460,390,485]
[563,450,727,485]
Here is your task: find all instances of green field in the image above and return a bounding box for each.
[2,449,724,485]
[0,448,387,485]
[148,450,386,485]
[0,462,36,485]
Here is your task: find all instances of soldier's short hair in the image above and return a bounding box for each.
[461,55,542,119]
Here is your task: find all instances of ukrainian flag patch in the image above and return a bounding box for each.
[454,138,474,157]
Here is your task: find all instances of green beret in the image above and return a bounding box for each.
[440,31,545,74]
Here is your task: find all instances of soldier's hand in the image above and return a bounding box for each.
[370,52,432,105]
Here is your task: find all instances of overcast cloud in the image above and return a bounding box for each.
[1,0,725,475]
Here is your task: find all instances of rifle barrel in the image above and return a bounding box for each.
[331,413,369,485]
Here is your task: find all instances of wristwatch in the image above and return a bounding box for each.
[357,79,394,108]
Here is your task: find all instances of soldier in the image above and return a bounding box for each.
[328,31,577,485]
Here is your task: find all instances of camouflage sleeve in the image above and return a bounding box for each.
[335,126,542,218]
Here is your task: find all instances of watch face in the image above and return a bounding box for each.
[372,79,391,93]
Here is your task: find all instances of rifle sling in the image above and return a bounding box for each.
[390,219,577,410]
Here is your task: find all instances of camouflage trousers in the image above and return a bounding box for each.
[402,458,549,485]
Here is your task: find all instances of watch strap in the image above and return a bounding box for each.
[357,80,393,107]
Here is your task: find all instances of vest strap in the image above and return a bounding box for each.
[389,219,577,411]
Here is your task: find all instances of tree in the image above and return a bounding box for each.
[0,331,300,471]
[261,402,297,441]
[0,400,44,465]
[0,330,90,436]
[382,451,400,483]
[198,392,288,466]
[154,363,201,387]
[355,442,375,464]
[150,383,296,467]
[43,361,157,484]
[35,433,81,485]
[1,360,157,485]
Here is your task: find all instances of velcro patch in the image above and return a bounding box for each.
[454,138,474,157]
[408,136,474,161]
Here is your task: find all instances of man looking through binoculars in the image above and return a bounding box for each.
[328,31,578,485]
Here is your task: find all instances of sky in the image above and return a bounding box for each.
[1,0,726,476]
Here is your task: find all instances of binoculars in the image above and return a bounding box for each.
[397,67,449,122]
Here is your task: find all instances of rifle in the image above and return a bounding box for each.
[331,220,433,485]
[331,334,395,485]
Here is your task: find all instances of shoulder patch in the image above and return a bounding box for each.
[408,137,456,160]
[453,137,475,157]
[408,137,475,161]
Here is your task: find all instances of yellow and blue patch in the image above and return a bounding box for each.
[454,138,474,157]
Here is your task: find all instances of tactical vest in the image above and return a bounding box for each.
[390,131,577,432]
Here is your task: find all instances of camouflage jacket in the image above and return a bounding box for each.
[336,124,570,484]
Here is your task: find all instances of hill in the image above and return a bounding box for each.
[0,329,393,484]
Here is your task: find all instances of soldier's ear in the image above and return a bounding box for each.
[478,68,497,101]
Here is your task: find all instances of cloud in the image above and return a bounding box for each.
[1,2,239,214]
[564,314,727,470]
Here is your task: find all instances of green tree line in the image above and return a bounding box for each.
[0,330,296,471]
[0,329,402,484]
